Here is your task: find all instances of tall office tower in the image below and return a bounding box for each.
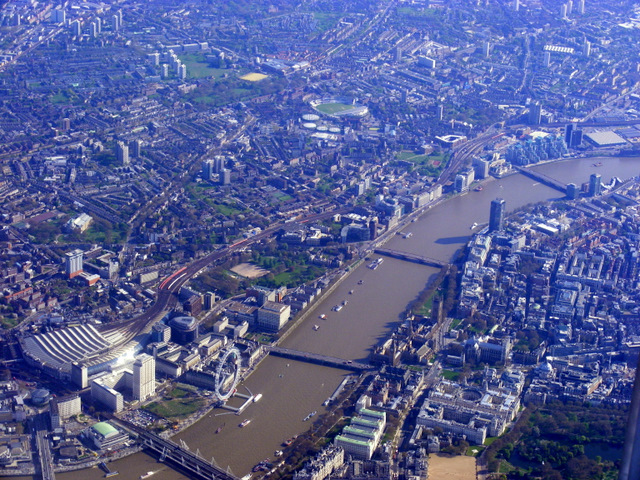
[95,17,101,33]
[150,52,160,66]
[202,159,214,180]
[116,141,129,166]
[133,354,155,401]
[454,174,466,193]
[221,168,231,185]
[578,0,585,14]
[395,47,402,62]
[473,157,490,179]
[112,15,119,31]
[117,9,123,27]
[543,51,551,67]
[489,198,506,232]
[561,4,568,19]
[175,59,182,75]
[214,156,225,173]
[571,129,583,147]
[483,42,491,58]
[583,40,591,57]
[129,139,141,158]
[566,183,579,200]
[564,124,575,146]
[369,217,378,241]
[567,0,573,14]
[179,63,187,80]
[71,20,81,37]
[589,173,602,197]
[65,249,84,279]
[161,64,169,78]
[90,22,98,38]
[203,292,216,310]
[528,102,542,125]
[51,9,65,24]
[513,0,519,11]
[437,104,444,121]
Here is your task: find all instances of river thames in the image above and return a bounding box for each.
[50,155,639,480]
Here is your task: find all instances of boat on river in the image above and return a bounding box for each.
[303,411,317,421]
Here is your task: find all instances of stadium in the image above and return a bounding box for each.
[310,98,369,118]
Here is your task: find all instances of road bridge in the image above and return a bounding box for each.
[134,427,237,480]
[513,165,567,193]
[267,346,373,371]
[374,248,447,268]
[34,414,55,480]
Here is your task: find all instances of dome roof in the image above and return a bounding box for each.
[92,422,118,438]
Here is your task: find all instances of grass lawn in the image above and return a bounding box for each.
[214,202,242,216]
[50,93,71,104]
[272,191,293,202]
[397,7,438,17]
[467,446,484,457]
[441,370,461,381]
[397,151,431,163]
[314,102,354,115]
[143,397,205,420]
[449,318,463,330]
[179,54,227,79]
[498,460,517,474]
[273,271,293,285]
[313,12,342,31]
[484,436,498,446]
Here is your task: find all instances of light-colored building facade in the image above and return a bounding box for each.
[65,249,84,279]
[256,301,291,331]
[133,354,155,401]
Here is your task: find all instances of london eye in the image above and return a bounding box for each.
[214,346,241,401]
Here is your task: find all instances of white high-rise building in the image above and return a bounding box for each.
[133,354,155,401]
[578,0,585,14]
[514,0,519,11]
[543,51,551,67]
[116,141,129,166]
[65,249,83,279]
